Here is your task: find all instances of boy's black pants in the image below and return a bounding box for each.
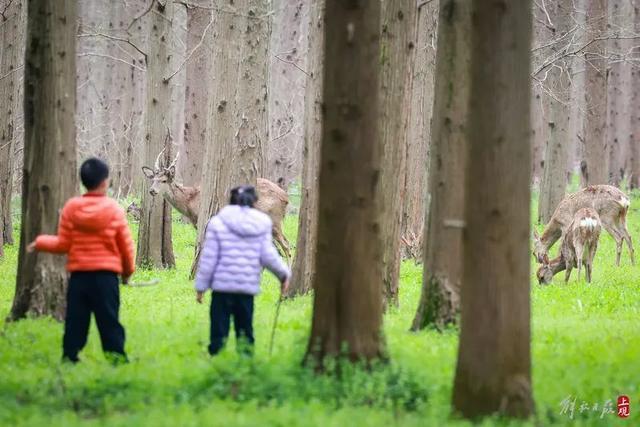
[63,271,126,362]
[209,291,254,355]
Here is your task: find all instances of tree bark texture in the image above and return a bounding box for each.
[288,0,324,298]
[411,0,470,331]
[0,0,25,245]
[180,5,211,187]
[378,0,417,307]
[452,0,534,418]
[305,0,385,364]
[192,0,270,275]
[581,0,609,187]
[137,0,176,269]
[538,0,572,224]
[266,0,308,189]
[400,1,437,260]
[11,0,77,321]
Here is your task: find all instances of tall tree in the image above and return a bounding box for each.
[400,1,438,260]
[377,0,417,306]
[631,1,640,189]
[10,0,77,320]
[411,0,470,331]
[581,0,609,186]
[193,0,269,273]
[181,5,212,187]
[266,0,308,188]
[137,0,176,268]
[606,0,630,186]
[538,0,572,223]
[288,0,324,297]
[452,0,534,418]
[0,0,25,245]
[305,0,385,364]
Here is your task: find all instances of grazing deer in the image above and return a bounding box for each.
[536,208,601,284]
[142,150,292,261]
[533,185,633,266]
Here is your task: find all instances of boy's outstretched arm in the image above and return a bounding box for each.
[33,203,73,253]
[195,221,220,299]
[115,208,135,280]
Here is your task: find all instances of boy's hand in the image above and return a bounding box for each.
[196,291,205,304]
[281,277,290,295]
[27,241,37,253]
[121,275,130,285]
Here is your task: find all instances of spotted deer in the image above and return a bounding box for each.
[142,150,291,261]
[533,185,633,266]
[537,208,601,284]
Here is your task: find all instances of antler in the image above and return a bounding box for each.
[154,147,167,171]
[167,151,180,171]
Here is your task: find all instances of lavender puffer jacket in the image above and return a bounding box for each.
[194,205,290,295]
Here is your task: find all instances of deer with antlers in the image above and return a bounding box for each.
[142,149,292,261]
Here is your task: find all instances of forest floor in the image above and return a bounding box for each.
[0,194,639,427]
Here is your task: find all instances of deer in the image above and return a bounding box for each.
[141,150,292,261]
[536,208,601,284]
[533,185,633,267]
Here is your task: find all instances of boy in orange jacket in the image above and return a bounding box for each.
[28,158,135,363]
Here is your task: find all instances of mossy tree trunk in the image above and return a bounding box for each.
[305,0,385,365]
[411,0,470,331]
[452,0,534,418]
[10,0,77,321]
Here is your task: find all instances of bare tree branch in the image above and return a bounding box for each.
[77,52,146,72]
[79,32,148,61]
[164,11,214,82]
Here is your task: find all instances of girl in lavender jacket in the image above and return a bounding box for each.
[195,185,291,355]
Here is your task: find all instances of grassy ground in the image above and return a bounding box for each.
[0,196,639,426]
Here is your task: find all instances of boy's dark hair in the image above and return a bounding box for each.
[230,185,258,208]
[80,158,110,190]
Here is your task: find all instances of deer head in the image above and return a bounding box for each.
[532,230,549,264]
[142,148,180,197]
[535,260,554,285]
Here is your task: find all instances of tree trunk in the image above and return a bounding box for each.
[181,5,211,187]
[377,0,417,307]
[581,0,609,187]
[411,0,470,331]
[288,0,324,298]
[266,0,308,188]
[400,1,437,260]
[538,1,572,223]
[305,0,385,364]
[192,0,269,276]
[0,0,25,245]
[607,0,631,187]
[137,0,176,269]
[10,0,77,321]
[630,2,640,189]
[452,0,534,418]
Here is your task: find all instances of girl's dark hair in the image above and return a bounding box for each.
[230,185,258,207]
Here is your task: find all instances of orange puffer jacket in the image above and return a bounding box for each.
[35,193,135,276]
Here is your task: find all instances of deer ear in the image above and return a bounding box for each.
[142,166,155,178]
[167,165,176,177]
[533,229,540,240]
[543,253,549,264]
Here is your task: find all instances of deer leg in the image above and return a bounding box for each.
[564,264,572,283]
[620,226,635,265]
[601,222,623,266]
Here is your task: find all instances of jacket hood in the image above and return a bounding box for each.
[71,194,119,232]
[217,205,272,237]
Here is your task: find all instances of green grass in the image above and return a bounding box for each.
[0,196,639,427]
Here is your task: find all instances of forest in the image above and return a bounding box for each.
[0,0,638,426]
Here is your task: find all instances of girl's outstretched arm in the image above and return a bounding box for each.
[195,220,220,292]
